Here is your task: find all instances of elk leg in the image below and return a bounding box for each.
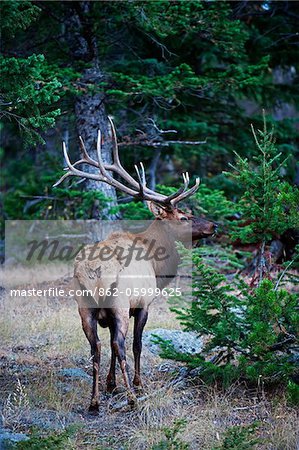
[79,308,101,412]
[133,308,148,389]
[111,318,136,406]
[106,324,117,393]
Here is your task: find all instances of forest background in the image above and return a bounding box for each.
[1,0,298,225]
[0,1,299,449]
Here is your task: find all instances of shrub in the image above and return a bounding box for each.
[211,424,260,450]
[151,419,189,450]
[159,252,298,388]
[226,114,299,245]
[158,120,299,389]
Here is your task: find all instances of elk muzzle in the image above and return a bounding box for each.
[191,217,218,240]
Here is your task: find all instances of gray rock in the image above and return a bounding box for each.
[18,408,83,431]
[0,430,28,450]
[143,328,203,356]
[58,368,91,380]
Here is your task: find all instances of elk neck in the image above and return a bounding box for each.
[135,219,181,289]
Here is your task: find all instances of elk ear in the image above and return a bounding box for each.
[147,201,168,218]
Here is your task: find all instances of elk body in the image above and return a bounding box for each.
[54,118,216,412]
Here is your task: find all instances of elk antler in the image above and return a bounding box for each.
[53,117,200,207]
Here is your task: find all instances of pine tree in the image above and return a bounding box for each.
[158,121,298,388]
[161,252,298,387]
[228,115,299,244]
[2,1,298,226]
[0,2,62,145]
[226,114,299,282]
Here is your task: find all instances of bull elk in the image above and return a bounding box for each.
[54,117,216,412]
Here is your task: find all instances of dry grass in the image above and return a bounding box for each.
[0,262,73,289]
[0,266,298,449]
[261,400,299,450]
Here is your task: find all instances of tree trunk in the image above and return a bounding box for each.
[75,66,118,220]
[63,2,119,239]
[148,148,161,190]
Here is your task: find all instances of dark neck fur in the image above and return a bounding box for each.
[137,220,180,289]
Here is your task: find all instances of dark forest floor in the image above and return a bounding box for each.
[0,271,298,449]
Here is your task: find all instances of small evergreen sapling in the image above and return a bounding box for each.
[162,252,298,387]
[225,114,299,282]
[159,117,299,387]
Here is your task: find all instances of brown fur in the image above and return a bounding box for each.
[75,206,216,412]
[54,118,217,412]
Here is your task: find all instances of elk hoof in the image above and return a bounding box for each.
[106,383,117,394]
[107,384,126,395]
[133,384,144,396]
[88,402,99,415]
[128,394,137,409]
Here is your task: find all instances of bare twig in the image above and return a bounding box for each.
[20,195,63,201]
[269,336,297,351]
[148,118,177,134]
[118,139,207,147]
[274,260,294,291]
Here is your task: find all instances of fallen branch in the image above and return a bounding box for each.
[269,336,297,351]
[108,374,187,412]
[118,139,207,147]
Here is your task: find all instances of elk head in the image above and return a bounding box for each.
[54,117,217,239]
[147,201,216,241]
